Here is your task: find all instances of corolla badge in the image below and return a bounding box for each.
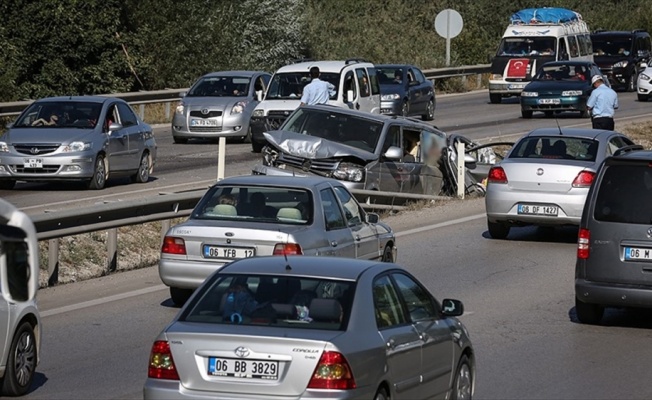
[234,346,250,358]
[647,227,652,238]
[536,168,544,176]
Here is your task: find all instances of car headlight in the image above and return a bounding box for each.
[62,141,92,152]
[381,93,401,101]
[562,90,583,96]
[175,102,185,115]
[263,146,277,166]
[0,142,8,152]
[491,74,503,80]
[613,61,628,69]
[640,73,651,81]
[231,101,248,114]
[332,163,365,182]
[521,91,538,97]
[252,109,265,117]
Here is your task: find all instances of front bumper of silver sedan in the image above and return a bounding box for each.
[0,151,97,181]
[251,164,366,191]
[172,112,251,139]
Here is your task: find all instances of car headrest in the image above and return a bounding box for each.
[309,298,342,322]
[277,207,302,221]
[212,204,237,216]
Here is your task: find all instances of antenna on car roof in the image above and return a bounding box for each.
[555,118,563,135]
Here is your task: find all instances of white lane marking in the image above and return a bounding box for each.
[396,213,485,238]
[41,284,167,317]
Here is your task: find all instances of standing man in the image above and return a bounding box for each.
[587,75,618,130]
[300,67,336,106]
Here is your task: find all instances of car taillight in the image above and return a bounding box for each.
[572,171,595,188]
[488,166,508,184]
[161,236,186,255]
[273,243,303,255]
[578,228,590,259]
[148,340,179,380]
[307,351,356,390]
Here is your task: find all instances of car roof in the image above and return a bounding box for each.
[301,104,438,130]
[525,128,616,140]
[376,64,418,70]
[214,174,344,189]
[276,61,372,74]
[201,71,265,78]
[35,96,111,104]
[540,61,593,67]
[220,255,390,280]
[591,30,647,37]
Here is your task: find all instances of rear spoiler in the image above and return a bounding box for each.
[613,145,644,157]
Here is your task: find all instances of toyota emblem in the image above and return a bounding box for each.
[647,227,652,238]
[30,147,40,155]
[201,108,209,115]
[234,346,250,358]
[536,168,544,176]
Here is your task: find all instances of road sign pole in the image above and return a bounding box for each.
[217,136,226,181]
[446,10,451,66]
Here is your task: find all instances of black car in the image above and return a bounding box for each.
[376,64,435,120]
[520,61,605,119]
[591,29,651,91]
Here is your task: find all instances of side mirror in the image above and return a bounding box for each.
[108,122,123,132]
[366,212,380,224]
[0,206,39,303]
[179,91,187,98]
[256,90,263,102]
[383,146,403,160]
[641,62,649,69]
[346,90,354,103]
[441,298,464,317]
[464,154,477,169]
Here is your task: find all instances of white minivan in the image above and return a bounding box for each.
[249,59,381,152]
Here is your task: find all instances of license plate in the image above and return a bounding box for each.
[538,98,561,105]
[624,247,652,261]
[517,204,558,216]
[191,119,219,127]
[23,158,43,168]
[208,357,278,380]
[509,84,525,90]
[203,245,255,259]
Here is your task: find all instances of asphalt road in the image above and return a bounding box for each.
[26,198,652,400]
[5,90,652,214]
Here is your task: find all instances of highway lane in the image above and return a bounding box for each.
[4,90,652,213]
[25,198,652,399]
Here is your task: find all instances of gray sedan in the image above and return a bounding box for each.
[159,175,396,305]
[144,256,474,400]
[0,96,157,190]
[172,71,271,144]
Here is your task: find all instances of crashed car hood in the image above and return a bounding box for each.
[263,130,378,161]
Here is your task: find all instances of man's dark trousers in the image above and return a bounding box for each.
[592,116,614,130]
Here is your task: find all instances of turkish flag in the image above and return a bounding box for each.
[506,58,530,79]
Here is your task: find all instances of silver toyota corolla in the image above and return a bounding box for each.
[171,71,271,144]
[485,127,636,239]
[159,175,396,306]
[144,256,474,400]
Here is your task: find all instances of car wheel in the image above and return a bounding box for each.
[626,75,636,92]
[252,140,265,153]
[86,154,107,190]
[451,355,473,400]
[638,93,649,102]
[575,297,604,325]
[487,220,510,239]
[374,387,389,400]
[170,287,193,307]
[489,94,502,104]
[0,180,16,190]
[241,127,252,144]
[544,110,553,118]
[1,322,36,396]
[521,110,533,119]
[381,245,394,263]
[173,136,188,144]
[422,98,435,121]
[130,152,150,183]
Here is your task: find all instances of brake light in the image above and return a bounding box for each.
[488,166,508,184]
[273,243,303,255]
[161,236,186,255]
[148,341,180,380]
[307,351,356,389]
[572,171,595,188]
[578,228,590,259]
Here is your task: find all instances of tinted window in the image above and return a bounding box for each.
[342,71,357,99]
[320,188,346,230]
[117,103,138,127]
[355,68,370,97]
[592,36,633,56]
[534,63,589,81]
[332,186,363,226]
[392,273,437,321]
[377,67,404,85]
[496,37,557,57]
[367,67,380,95]
[373,275,407,328]
[381,125,401,154]
[569,36,580,57]
[1,240,29,302]
[267,72,340,100]
[594,164,652,224]
[414,68,427,83]
[14,101,102,129]
[509,136,598,161]
[188,76,251,97]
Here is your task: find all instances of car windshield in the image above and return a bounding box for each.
[592,38,632,56]
[192,185,313,224]
[509,136,598,161]
[534,64,589,82]
[594,164,652,224]
[13,101,102,128]
[181,273,355,331]
[187,76,251,97]
[497,37,557,57]
[266,72,339,100]
[281,108,383,153]
[377,67,404,84]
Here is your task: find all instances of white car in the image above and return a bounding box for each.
[637,59,652,101]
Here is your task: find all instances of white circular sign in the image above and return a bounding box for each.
[434,9,463,39]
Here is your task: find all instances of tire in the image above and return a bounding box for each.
[374,387,389,400]
[489,94,502,104]
[130,152,150,183]
[1,322,37,396]
[626,75,636,92]
[173,136,188,144]
[521,110,533,119]
[170,287,193,307]
[401,101,409,117]
[575,297,604,325]
[86,154,107,190]
[638,93,649,102]
[252,140,264,153]
[487,220,510,239]
[0,180,16,190]
[544,110,553,118]
[381,245,394,263]
[422,98,435,121]
[242,127,252,144]
[579,108,588,118]
[450,355,473,400]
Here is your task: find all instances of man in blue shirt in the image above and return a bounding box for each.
[587,75,618,130]
[300,67,336,106]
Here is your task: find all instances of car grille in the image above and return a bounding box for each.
[10,165,60,173]
[189,126,223,133]
[189,110,223,118]
[265,110,293,130]
[276,153,339,174]
[13,144,60,155]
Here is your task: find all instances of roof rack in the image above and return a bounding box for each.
[345,58,369,65]
[632,29,648,33]
[613,144,645,157]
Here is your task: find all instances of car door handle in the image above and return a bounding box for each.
[331,241,338,247]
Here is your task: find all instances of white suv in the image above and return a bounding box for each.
[637,59,652,101]
[249,59,381,152]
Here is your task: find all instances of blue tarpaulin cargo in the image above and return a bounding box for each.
[511,8,581,25]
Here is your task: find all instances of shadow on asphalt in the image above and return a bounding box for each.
[482,225,578,244]
[569,306,652,329]
[28,372,48,395]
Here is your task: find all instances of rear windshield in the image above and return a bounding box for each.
[182,274,355,331]
[594,164,652,224]
[192,185,313,225]
[509,136,598,161]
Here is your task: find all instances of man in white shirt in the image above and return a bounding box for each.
[300,67,336,106]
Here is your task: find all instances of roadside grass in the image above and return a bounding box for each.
[620,120,652,149]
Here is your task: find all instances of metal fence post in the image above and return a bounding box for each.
[161,219,170,244]
[107,228,118,273]
[139,104,145,120]
[476,73,482,89]
[457,141,465,199]
[165,102,171,121]
[48,238,59,286]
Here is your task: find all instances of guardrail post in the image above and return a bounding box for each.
[461,75,467,89]
[107,228,118,274]
[161,219,170,244]
[139,104,145,120]
[165,102,171,120]
[457,142,465,199]
[476,73,482,89]
[48,238,59,286]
